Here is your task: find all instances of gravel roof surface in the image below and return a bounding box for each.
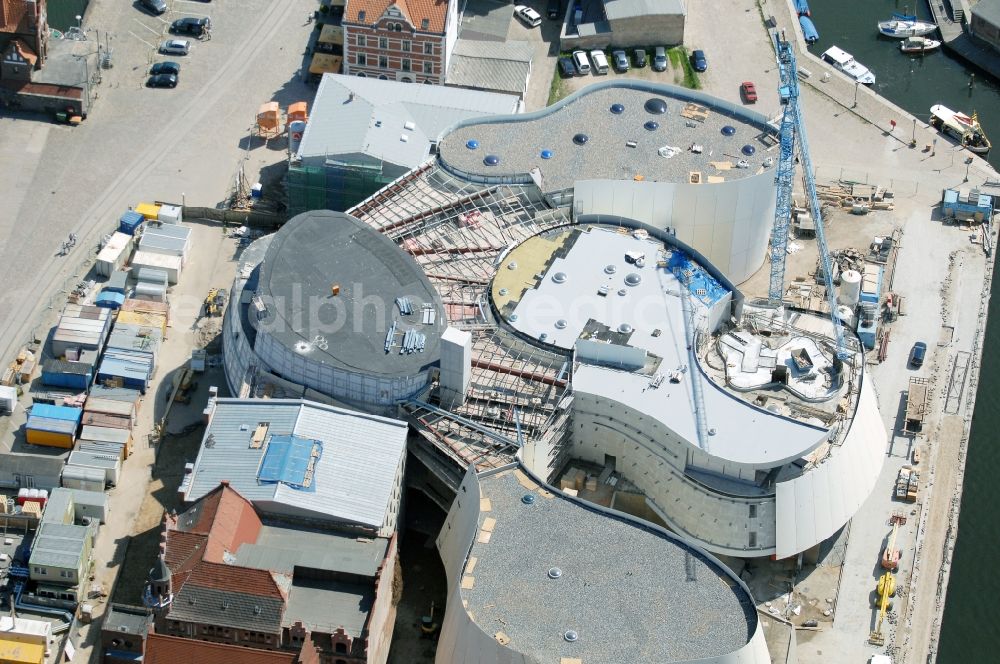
[439,85,778,191]
[464,469,757,662]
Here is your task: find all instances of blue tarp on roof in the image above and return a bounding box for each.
[257,434,322,492]
[30,403,83,423]
[96,291,126,309]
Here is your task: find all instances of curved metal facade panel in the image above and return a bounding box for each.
[572,176,777,284]
[775,375,887,558]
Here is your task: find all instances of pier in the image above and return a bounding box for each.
[928,0,1000,79]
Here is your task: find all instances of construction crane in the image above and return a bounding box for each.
[881,517,902,571]
[869,571,896,646]
[768,31,849,361]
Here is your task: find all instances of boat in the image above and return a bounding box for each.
[930,105,992,154]
[900,36,941,54]
[799,16,819,44]
[821,46,876,85]
[794,0,811,17]
[878,13,937,38]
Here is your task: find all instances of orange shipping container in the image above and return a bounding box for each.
[25,429,74,448]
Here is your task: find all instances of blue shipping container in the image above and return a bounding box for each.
[41,369,91,391]
[119,211,144,235]
[30,403,83,423]
[96,291,126,310]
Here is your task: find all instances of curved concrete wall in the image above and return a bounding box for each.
[572,173,777,285]
[434,464,772,664]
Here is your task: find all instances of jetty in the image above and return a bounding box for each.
[928,0,1000,78]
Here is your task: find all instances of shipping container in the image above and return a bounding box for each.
[81,411,132,431]
[120,299,170,328]
[51,305,112,357]
[61,465,106,492]
[119,210,144,235]
[84,396,136,422]
[41,359,92,391]
[95,291,126,310]
[133,267,169,287]
[25,425,75,448]
[131,250,181,284]
[96,351,152,393]
[95,232,134,278]
[157,204,183,224]
[88,385,142,409]
[69,488,109,523]
[78,438,129,461]
[67,450,121,486]
[133,282,167,303]
[105,270,128,294]
[115,310,167,336]
[134,202,161,220]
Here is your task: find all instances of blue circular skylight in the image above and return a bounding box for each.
[573,133,589,145]
[540,149,554,159]
[521,494,536,505]
[466,139,479,149]
[644,121,659,131]
[721,125,736,136]
[644,98,668,114]
[741,144,756,156]
[610,103,625,114]
[483,154,500,166]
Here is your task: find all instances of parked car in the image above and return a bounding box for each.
[546,0,563,19]
[558,56,576,78]
[572,50,591,75]
[159,40,191,56]
[139,0,167,15]
[652,46,667,72]
[147,73,178,88]
[150,61,181,77]
[170,17,211,37]
[691,49,708,72]
[740,81,758,103]
[590,49,609,74]
[612,49,629,72]
[909,341,927,368]
[634,48,647,67]
[514,5,542,28]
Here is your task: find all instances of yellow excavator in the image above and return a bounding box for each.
[869,571,896,646]
[881,520,900,571]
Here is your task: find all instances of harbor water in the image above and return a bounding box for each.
[806,0,1000,660]
[47,0,90,33]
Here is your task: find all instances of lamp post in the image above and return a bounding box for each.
[76,14,82,30]
[911,117,917,145]
[853,81,859,108]
[964,156,974,183]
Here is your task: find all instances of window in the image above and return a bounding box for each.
[357,34,366,47]
[402,58,411,72]
[378,74,388,80]
[357,53,366,66]
[358,10,366,21]
[421,18,429,29]
[402,40,411,52]
[423,42,433,55]
[378,37,387,49]
[379,55,388,69]
[335,643,348,654]
[749,504,757,518]
[423,61,433,74]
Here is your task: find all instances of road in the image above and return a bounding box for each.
[0,0,315,364]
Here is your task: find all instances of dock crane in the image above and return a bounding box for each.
[869,571,896,646]
[768,32,849,361]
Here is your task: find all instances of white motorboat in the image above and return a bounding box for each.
[821,46,876,85]
[900,36,942,54]
[878,14,937,38]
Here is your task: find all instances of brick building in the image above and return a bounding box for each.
[342,0,458,83]
[0,0,49,80]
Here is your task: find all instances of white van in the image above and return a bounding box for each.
[572,50,591,75]
[589,50,609,74]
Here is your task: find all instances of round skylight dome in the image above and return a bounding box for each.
[644,98,668,114]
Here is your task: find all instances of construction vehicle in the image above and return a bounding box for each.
[170,368,198,405]
[881,515,903,571]
[203,288,227,317]
[869,571,896,646]
[768,32,848,360]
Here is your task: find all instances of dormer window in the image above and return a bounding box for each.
[421,18,429,29]
[358,10,366,22]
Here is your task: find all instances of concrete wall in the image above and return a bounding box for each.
[971,12,1000,52]
[573,172,777,285]
[560,14,685,50]
[365,535,399,664]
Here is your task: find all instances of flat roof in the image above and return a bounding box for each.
[498,225,828,466]
[235,525,388,577]
[465,468,757,662]
[187,399,407,529]
[255,210,444,378]
[29,522,88,570]
[438,82,777,191]
[284,578,373,636]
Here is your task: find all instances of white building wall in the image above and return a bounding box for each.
[439,326,472,405]
[573,174,777,284]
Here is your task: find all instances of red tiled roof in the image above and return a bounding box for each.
[185,562,285,600]
[171,483,261,563]
[0,0,27,34]
[145,632,297,664]
[164,530,206,573]
[346,0,450,33]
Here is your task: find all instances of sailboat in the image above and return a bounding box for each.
[878,13,937,38]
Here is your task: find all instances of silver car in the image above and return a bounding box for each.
[159,39,191,56]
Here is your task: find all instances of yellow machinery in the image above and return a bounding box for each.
[204,289,219,317]
[881,520,901,571]
[869,571,896,646]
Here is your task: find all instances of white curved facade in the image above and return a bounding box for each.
[573,175,777,284]
[435,464,773,664]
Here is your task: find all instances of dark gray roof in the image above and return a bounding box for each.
[973,0,1000,27]
[255,210,444,378]
[169,585,285,633]
[284,578,373,636]
[235,525,388,577]
[447,40,533,96]
[102,605,152,636]
[603,0,685,20]
[33,38,89,88]
[438,82,777,191]
[29,522,89,570]
[464,469,757,663]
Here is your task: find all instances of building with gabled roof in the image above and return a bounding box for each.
[341,0,459,84]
